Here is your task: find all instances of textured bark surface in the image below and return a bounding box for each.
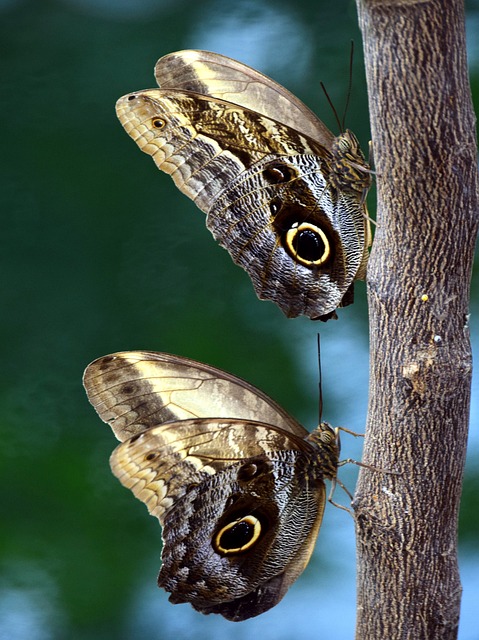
[354,1,478,638]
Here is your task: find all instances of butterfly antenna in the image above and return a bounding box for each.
[320,40,356,133]
[341,40,355,132]
[320,81,343,132]
[317,334,324,423]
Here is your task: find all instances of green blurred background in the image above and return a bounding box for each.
[1,0,478,638]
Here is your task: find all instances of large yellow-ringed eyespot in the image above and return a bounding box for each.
[285,222,331,267]
[213,515,262,555]
[151,117,166,129]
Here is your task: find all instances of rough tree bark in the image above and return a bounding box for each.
[353,1,478,638]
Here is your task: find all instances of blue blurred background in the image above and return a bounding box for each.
[1,0,478,638]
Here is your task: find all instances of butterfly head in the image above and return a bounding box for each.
[330,130,372,194]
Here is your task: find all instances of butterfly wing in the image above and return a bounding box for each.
[115,89,327,212]
[83,350,306,441]
[110,418,327,621]
[109,417,310,522]
[154,49,336,147]
[83,351,340,620]
[206,152,368,318]
[115,90,366,318]
[115,51,370,318]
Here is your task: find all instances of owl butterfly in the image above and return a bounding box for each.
[83,351,341,621]
[115,50,371,320]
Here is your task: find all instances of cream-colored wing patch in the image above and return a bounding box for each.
[83,351,306,441]
[154,50,335,146]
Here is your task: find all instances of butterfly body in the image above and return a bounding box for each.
[83,351,340,620]
[116,50,371,319]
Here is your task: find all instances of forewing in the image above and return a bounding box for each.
[83,351,305,441]
[154,50,335,147]
[115,89,327,213]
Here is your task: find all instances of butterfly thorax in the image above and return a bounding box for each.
[329,130,371,195]
[305,422,340,481]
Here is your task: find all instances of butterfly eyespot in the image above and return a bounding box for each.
[186,482,200,492]
[263,162,296,184]
[100,356,115,366]
[127,94,138,102]
[121,383,136,395]
[237,457,271,481]
[284,222,331,267]
[213,515,262,555]
[145,452,157,461]
[269,198,283,219]
[237,462,258,481]
[269,198,282,217]
[152,117,166,129]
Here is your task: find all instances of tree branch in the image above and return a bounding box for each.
[354,0,478,637]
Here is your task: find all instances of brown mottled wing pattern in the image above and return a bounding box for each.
[115,90,326,212]
[107,418,330,621]
[115,91,361,318]
[108,417,309,524]
[83,350,341,621]
[115,50,371,319]
[155,445,327,621]
[206,152,367,318]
